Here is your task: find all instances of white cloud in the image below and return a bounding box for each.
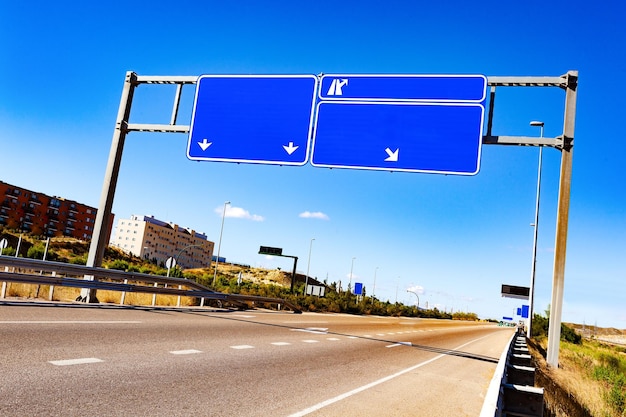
[214,205,264,222]
[407,285,425,294]
[299,211,329,220]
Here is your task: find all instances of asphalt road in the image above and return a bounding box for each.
[0,302,514,416]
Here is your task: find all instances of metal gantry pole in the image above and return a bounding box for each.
[83,71,138,302]
[547,71,578,368]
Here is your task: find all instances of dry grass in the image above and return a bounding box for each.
[532,337,626,416]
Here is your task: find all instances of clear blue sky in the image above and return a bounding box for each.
[2,1,624,328]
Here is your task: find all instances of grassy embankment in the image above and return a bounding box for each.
[531,314,626,416]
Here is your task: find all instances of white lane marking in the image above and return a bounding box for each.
[376,333,386,336]
[232,315,256,318]
[292,328,328,334]
[272,342,291,346]
[347,336,358,339]
[385,342,412,348]
[49,358,103,366]
[1,321,141,324]
[302,340,319,344]
[287,334,493,417]
[327,338,340,341]
[170,349,202,355]
[230,345,254,350]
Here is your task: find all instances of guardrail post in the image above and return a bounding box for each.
[152,282,158,306]
[120,279,128,305]
[48,272,56,301]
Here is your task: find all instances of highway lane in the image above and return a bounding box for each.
[0,302,514,416]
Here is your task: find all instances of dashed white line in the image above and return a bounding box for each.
[271,342,291,346]
[230,345,255,350]
[302,340,319,344]
[49,358,103,366]
[170,349,202,355]
[327,338,340,341]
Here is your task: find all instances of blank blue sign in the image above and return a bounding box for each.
[354,282,363,295]
[311,101,484,175]
[187,75,318,165]
[319,74,487,102]
[521,305,529,319]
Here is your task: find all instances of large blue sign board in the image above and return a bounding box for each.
[187,75,318,165]
[319,74,487,102]
[311,101,484,175]
[353,282,363,295]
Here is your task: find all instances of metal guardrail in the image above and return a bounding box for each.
[0,257,301,313]
[480,328,544,417]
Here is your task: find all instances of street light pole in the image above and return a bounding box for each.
[305,238,315,295]
[528,121,544,338]
[213,201,230,287]
[349,257,355,292]
[407,290,420,310]
[372,266,379,301]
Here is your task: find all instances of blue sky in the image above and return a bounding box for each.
[1,1,624,327]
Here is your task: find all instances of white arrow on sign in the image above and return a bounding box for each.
[198,138,212,151]
[283,142,299,155]
[384,147,399,162]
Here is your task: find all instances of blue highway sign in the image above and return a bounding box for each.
[319,74,487,102]
[311,101,484,175]
[187,75,318,165]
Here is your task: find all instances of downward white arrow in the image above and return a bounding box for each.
[385,147,399,162]
[198,138,212,151]
[283,141,299,155]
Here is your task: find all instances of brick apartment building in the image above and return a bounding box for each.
[111,215,214,270]
[0,181,112,241]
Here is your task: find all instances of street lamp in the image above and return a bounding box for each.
[348,257,356,292]
[528,121,544,337]
[213,201,230,287]
[305,238,315,295]
[372,267,379,300]
[407,290,420,310]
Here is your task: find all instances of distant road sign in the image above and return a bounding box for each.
[187,75,318,165]
[311,101,484,175]
[354,282,363,295]
[319,74,487,102]
[501,284,530,300]
[259,246,283,256]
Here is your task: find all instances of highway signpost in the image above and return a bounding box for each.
[187,75,318,165]
[89,70,576,368]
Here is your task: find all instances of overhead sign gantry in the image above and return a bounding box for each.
[85,70,577,369]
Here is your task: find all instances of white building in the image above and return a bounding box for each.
[110,215,214,270]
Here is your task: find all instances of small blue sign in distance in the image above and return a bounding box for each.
[319,74,487,102]
[311,101,484,175]
[187,75,318,165]
[521,305,530,319]
[354,282,363,295]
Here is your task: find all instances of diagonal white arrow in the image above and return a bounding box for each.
[283,141,299,155]
[385,147,399,162]
[198,138,212,151]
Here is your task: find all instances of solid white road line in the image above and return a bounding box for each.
[49,358,104,366]
[170,349,202,355]
[287,334,494,417]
